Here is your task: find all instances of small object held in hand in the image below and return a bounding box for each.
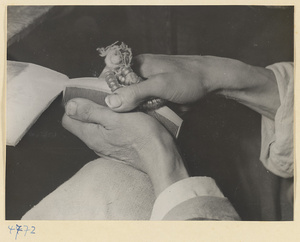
[105,70,121,92]
[97,41,165,110]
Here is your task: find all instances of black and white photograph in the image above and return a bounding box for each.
[5,5,294,223]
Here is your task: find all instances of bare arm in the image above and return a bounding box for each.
[199,56,279,119]
[104,55,280,119]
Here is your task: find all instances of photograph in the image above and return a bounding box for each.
[6,5,294,222]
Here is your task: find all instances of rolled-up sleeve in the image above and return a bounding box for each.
[150,62,294,220]
[260,62,294,178]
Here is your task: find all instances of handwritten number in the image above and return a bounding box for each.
[8,225,15,234]
[23,225,29,236]
[8,224,35,239]
[15,224,22,240]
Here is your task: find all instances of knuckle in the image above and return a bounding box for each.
[84,126,104,150]
[117,87,140,108]
[141,54,156,65]
[80,103,95,121]
[128,85,147,106]
[128,85,142,99]
[134,54,145,63]
[134,54,155,77]
[135,54,153,63]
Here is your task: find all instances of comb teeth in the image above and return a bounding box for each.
[140,98,166,111]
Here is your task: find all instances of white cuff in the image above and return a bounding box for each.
[150,177,224,220]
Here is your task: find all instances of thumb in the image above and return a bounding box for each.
[105,85,144,112]
[65,98,116,126]
[105,74,170,112]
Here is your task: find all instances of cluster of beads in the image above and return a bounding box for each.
[105,71,122,92]
[98,42,165,111]
[116,66,142,85]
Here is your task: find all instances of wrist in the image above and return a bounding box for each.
[198,56,244,93]
[218,64,279,119]
[197,56,280,119]
[142,133,189,197]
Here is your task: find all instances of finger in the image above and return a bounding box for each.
[65,98,117,126]
[62,114,106,150]
[133,54,180,78]
[105,73,174,112]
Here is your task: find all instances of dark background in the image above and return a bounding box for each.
[6,6,294,220]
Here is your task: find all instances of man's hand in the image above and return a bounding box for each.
[105,54,210,111]
[105,54,279,119]
[62,98,189,196]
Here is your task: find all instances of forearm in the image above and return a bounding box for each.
[200,56,280,119]
[138,133,189,197]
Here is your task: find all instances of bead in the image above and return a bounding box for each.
[99,42,166,111]
[121,66,132,76]
[125,72,141,85]
[120,76,126,83]
[105,71,121,92]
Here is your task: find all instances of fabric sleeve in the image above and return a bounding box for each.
[150,177,240,220]
[260,62,294,178]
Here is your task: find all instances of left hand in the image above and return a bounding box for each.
[105,54,280,119]
[62,98,189,196]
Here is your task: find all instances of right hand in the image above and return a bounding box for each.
[62,98,189,196]
[104,54,212,112]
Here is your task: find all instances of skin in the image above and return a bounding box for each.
[62,54,280,197]
[62,99,188,197]
[106,55,279,119]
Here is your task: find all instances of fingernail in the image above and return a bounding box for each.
[66,101,77,116]
[105,94,122,108]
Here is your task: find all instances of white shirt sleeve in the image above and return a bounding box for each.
[260,62,294,178]
[150,62,294,220]
[150,176,224,220]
